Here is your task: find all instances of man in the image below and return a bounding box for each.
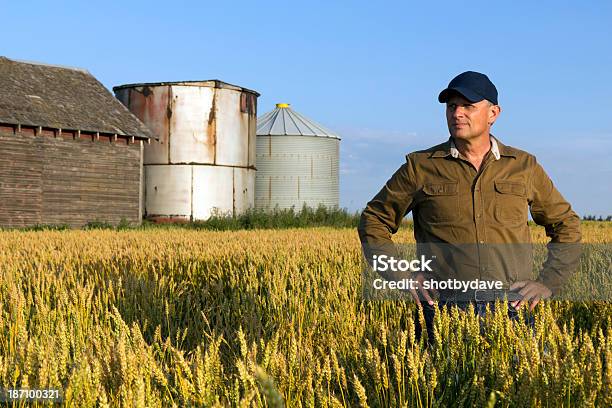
[358,71,581,338]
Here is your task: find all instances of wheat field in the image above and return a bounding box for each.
[0,222,610,407]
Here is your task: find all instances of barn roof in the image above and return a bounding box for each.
[0,56,153,139]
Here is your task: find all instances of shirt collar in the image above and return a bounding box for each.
[447,135,501,160]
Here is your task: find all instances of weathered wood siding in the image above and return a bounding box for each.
[0,130,143,227]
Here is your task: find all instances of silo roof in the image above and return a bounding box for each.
[113,80,260,96]
[257,104,340,139]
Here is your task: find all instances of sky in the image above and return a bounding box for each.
[2,0,611,216]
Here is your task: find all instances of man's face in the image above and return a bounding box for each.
[445,93,500,140]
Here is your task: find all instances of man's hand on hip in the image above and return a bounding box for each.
[409,272,438,307]
[509,280,552,311]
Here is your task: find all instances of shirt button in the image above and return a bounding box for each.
[481,266,486,271]
[476,214,482,218]
[479,240,485,244]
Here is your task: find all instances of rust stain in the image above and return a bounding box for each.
[232,169,236,216]
[240,92,257,116]
[207,88,217,164]
[141,86,152,97]
[145,215,190,224]
[167,86,173,164]
[146,85,170,149]
[127,89,147,122]
[165,86,173,121]
[240,93,257,116]
[246,114,250,167]
[123,84,171,162]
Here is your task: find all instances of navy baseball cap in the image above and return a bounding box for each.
[438,71,498,105]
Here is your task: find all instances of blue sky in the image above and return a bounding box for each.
[2,0,611,215]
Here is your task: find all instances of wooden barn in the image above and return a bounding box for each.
[0,57,153,228]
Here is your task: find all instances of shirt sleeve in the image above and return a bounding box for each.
[529,159,582,294]
[357,155,418,277]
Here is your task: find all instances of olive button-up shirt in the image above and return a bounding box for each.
[358,135,581,293]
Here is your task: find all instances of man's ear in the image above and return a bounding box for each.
[489,104,501,125]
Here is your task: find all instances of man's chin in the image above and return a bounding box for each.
[450,132,477,141]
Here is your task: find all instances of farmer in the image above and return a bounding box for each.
[357,71,581,340]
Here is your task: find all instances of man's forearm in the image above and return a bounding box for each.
[358,210,407,281]
[358,160,416,280]
[358,210,398,255]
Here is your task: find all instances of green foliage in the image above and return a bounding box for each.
[145,204,364,231]
[582,215,612,221]
[7,223,71,231]
[84,220,116,230]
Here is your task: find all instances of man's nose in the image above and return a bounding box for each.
[451,106,466,118]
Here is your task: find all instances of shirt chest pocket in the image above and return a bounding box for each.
[494,180,528,224]
[420,181,458,222]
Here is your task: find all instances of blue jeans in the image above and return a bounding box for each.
[419,301,535,344]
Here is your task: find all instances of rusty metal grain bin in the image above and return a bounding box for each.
[255,104,340,211]
[114,81,258,221]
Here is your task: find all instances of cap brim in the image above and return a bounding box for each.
[438,87,485,103]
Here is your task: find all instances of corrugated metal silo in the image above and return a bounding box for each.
[114,81,259,221]
[256,103,340,210]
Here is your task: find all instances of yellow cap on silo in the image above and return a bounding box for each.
[276,103,290,108]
